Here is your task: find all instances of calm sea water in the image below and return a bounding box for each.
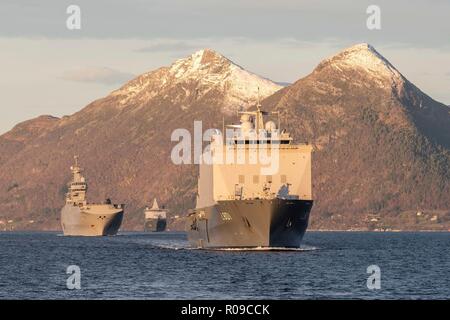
[0,231,449,299]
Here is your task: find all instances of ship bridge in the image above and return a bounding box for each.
[225,105,293,145]
[197,105,313,208]
[66,156,88,206]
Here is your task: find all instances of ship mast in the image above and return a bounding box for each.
[223,88,292,144]
[255,87,265,131]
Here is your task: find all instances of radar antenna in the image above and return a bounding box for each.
[255,87,264,130]
[257,87,261,111]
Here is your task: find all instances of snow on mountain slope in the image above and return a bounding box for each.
[314,43,404,88]
[112,49,282,112]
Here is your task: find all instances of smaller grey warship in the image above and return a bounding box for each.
[144,199,167,232]
[60,156,124,236]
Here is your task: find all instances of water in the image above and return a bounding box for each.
[0,231,449,299]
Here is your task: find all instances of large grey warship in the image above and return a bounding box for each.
[186,105,313,249]
[61,156,124,236]
[144,199,167,232]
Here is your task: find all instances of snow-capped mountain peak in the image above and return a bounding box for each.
[169,49,232,78]
[316,43,404,85]
[112,49,282,111]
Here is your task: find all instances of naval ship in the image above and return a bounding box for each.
[61,156,124,236]
[144,199,167,232]
[186,105,313,249]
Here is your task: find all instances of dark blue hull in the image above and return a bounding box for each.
[187,198,313,248]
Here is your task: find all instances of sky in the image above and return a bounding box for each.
[0,0,449,134]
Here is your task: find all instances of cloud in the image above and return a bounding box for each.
[60,67,135,85]
[2,0,450,51]
[136,41,201,53]
[275,82,291,87]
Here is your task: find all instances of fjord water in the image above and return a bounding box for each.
[0,232,449,299]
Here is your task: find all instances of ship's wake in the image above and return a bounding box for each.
[206,245,318,252]
[147,241,193,251]
[152,243,318,252]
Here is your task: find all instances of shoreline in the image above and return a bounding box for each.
[1,229,449,233]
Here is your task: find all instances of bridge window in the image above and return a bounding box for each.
[220,212,232,221]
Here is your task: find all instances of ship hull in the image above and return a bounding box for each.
[144,218,167,232]
[186,199,313,249]
[61,205,124,236]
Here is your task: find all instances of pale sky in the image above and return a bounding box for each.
[1,0,449,134]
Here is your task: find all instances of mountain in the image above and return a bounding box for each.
[0,44,449,231]
[0,49,281,230]
[263,43,450,230]
[0,115,59,166]
[111,49,281,113]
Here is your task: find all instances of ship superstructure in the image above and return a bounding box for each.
[61,156,124,236]
[144,199,167,232]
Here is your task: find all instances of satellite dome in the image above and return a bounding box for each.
[241,121,254,132]
[265,120,277,132]
[240,114,251,123]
